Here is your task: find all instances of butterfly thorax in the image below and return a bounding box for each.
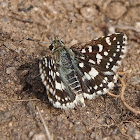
[49,39,73,68]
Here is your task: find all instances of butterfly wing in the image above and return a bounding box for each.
[71,33,127,99]
[39,56,85,109]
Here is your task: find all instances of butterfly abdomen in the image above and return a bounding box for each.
[57,48,82,93]
[66,70,81,93]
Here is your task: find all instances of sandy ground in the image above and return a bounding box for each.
[0,0,140,140]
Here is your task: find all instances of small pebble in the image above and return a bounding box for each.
[6,67,16,74]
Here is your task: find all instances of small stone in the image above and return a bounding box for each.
[127,126,136,137]
[80,6,98,21]
[74,124,86,133]
[0,110,12,123]
[106,2,127,20]
[108,26,115,34]
[135,130,140,140]
[90,132,95,139]
[6,67,16,74]
[0,50,6,56]
[28,131,35,138]
[130,76,140,86]
[135,22,140,30]
[102,137,110,140]
[32,133,46,140]
[75,132,84,140]
[8,122,12,127]
[130,0,140,6]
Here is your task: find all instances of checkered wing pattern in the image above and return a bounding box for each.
[39,33,127,109]
[39,56,85,109]
[70,33,127,99]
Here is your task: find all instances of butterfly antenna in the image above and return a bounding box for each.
[60,19,73,40]
[25,37,50,44]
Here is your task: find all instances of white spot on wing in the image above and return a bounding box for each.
[103,79,107,83]
[100,84,103,87]
[88,46,92,52]
[98,44,103,52]
[106,62,110,69]
[108,82,114,89]
[84,72,91,80]
[46,85,49,90]
[43,81,47,86]
[122,47,127,53]
[97,90,102,95]
[103,71,114,75]
[82,49,86,53]
[104,51,108,56]
[107,62,110,66]
[113,37,116,41]
[55,81,62,90]
[45,58,48,67]
[80,56,85,59]
[41,74,45,81]
[79,62,84,68]
[113,75,118,83]
[50,70,53,77]
[112,65,118,72]
[120,54,125,59]
[54,101,61,108]
[96,53,103,64]
[56,72,60,76]
[117,45,120,49]
[103,88,108,94]
[109,57,113,62]
[61,82,65,90]
[116,49,120,52]
[117,41,120,45]
[89,59,95,64]
[104,77,108,81]
[106,37,111,45]
[94,85,98,90]
[83,92,96,99]
[89,67,99,78]
[39,65,43,74]
[49,88,53,94]
[96,53,102,59]
[117,61,121,65]
[76,94,85,107]
[113,53,116,57]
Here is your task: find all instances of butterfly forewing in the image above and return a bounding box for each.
[39,33,127,109]
[71,33,127,71]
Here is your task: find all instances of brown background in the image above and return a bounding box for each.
[0,0,140,140]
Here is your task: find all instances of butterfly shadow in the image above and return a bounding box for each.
[16,58,53,109]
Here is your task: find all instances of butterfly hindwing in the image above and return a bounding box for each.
[39,56,85,109]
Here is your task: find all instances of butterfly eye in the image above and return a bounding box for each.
[49,44,54,51]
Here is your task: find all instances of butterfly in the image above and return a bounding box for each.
[39,33,127,109]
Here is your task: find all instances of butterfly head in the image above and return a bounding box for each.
[49,39,65,53]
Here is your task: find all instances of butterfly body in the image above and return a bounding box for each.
[39,33,127,109]
[51,40,82,92]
